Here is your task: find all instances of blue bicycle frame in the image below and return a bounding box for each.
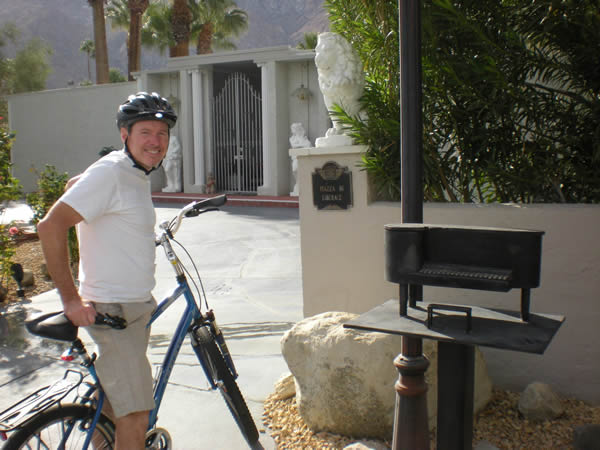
[146,277,200,428]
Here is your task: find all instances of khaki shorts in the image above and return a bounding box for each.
[85,298,156,419]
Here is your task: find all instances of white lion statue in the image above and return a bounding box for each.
[314,32,365,147]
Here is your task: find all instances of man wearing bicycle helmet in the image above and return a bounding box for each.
[38,92,177,449]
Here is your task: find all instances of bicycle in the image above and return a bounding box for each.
[0,194,260,449]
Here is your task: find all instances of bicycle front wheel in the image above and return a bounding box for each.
[193,327,259,446]
[4,404,115,450]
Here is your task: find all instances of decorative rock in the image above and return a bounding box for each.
[40,263,51,280]
[344,440,390,450]
[281,311,493,440]
[518,382,564,421]
[474,440,500,450]
[271,372,296,401]
[21,269,34,287]
[573,424,600,450]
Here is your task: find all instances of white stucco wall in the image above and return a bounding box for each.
[8,47,329,197]
[293,146,600,404]
[8,82,138,192]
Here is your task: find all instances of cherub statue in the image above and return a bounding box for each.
[289,122,311,149]
[162,135,182,192]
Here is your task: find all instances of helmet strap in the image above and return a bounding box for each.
[123,139,163,175]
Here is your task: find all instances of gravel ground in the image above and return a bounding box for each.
[263,387,600,449]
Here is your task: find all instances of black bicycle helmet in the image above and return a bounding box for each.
[116,91,177,130]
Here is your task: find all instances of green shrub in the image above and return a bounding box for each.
[0,130,22,290]
[26,165,68,225]
[26,165,79,269]
[0,130,22,204]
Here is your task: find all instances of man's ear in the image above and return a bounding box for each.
[120,127,128,143]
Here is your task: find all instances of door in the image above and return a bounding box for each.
[212,72,263,193]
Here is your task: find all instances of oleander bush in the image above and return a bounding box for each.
[324,0,600,203]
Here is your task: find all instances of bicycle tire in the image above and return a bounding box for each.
[4,404,115,450]
[193,327,259,446]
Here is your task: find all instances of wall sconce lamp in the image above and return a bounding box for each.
[291,84,312,101]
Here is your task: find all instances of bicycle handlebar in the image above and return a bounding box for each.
[160,194,227,236]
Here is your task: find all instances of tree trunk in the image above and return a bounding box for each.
[89,0,109,84]
[128,0,149,81]
[171,0,191,57]
[196,22,214,55]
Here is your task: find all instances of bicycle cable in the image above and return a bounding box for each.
[170,237,210,311]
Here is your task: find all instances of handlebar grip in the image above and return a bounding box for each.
[190,195,227,213]
[95,313,127,329]
[184,206,220,218]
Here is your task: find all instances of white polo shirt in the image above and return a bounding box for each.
[60,150,156,303]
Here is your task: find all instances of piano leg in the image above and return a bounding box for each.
[410,284,422,307]
[521,288,531,321]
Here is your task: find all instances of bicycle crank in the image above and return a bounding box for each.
[145,427,172,449]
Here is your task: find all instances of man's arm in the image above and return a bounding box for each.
[37,201,96,326]
[65,174,81,191]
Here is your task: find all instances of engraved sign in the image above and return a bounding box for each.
[312,161,353,210]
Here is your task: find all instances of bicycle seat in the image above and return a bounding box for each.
[25,312,78,342]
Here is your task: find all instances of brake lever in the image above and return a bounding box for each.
[95,313,127,329]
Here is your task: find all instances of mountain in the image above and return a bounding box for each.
[232,0,329,49]
[0,0,329,90]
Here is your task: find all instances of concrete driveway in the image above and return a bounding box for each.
[0,203,303,449]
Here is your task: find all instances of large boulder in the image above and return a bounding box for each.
[281,311,493,440]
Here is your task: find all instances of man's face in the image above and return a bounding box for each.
[121,120,169,170]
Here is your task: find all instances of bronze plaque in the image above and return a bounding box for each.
[312,161,353,210]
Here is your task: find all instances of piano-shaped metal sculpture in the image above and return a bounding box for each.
[386,224,543,321]
[345,224,565,449]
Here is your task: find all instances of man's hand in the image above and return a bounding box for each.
[64,299,96,327]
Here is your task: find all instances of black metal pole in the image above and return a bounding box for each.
[392,1,429,449]
[400,1,423,223]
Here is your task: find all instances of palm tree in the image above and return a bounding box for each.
[106,0,149,80]
[87,0,109,84]
[189,0,248,55]
[106,0,129,32]
[296,32,318,50]
[79,39,95,81]
[128,0,149,79]
[141,1,174,55]
[170,0,192,57]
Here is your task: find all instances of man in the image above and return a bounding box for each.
[37,92,177,449]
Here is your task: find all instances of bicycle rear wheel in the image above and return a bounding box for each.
[4,404,115,450]
[192,327,259,446]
